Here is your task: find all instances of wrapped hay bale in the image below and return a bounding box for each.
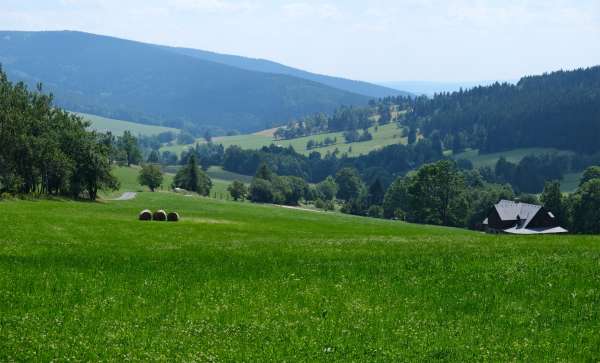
[153,209,168,221]
[139,209,152,221]
[167,212,180,222]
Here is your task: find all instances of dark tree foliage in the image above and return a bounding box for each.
[541,181,565,225]
[0,68,118,200]
[399,66,600,154]
[407,160,469,227]
[335,168,365,202]
[228,180,248,201]
[180,142,225,170]
[368,178,385,206]
[173,154,212,196]
[570,179,600,234]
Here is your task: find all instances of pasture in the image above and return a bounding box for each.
[1,192,600,361]
[79,112,179,136]
[161,123,407,157]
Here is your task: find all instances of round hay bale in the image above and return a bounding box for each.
[167,212,180,222]
[139,209,152,221]
[153,209,167,221]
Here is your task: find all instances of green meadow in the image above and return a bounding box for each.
[452,147,573,168]
[79,112,179,136]
[161,122,407,157]
[1,191,600,361]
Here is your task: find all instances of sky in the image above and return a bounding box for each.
[1,0,599,82]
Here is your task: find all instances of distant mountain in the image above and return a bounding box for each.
[0,31,375,132]
[162,46,410,99]
[380,80,516,96]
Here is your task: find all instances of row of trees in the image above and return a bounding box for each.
[0,68,118,200]
[138,155,212,195]
[229,158,600,234]
[274,106,377,140]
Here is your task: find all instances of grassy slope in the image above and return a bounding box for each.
[1,193,600,360]
[105,166,245,200]
[453,148,581,192]
[162,123,407,157]
[452,147,572,168]
[79,112,179,136]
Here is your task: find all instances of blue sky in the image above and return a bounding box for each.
[1,0,599,82]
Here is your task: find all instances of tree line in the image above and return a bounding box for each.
[0,68,117,200]
[394,66,600,154]
[227,160,600,234]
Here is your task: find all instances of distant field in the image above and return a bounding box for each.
[452,147,574,168]
[104,166,242,200]
[452,148,580,192]
[78,112,179,136]
[162,123,407,157]
[2,192,600,360]
[561,172,583,193]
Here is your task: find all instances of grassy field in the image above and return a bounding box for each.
[452,147,573,168]
[162,123,407,157]
[1,192,600,360]
[453,148,581,192]
[105,166,244,200]
[79,112,179,136]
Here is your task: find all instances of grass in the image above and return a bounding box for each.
[561,172,583,193]
[104,166,241,200]
[453,148,581,192]
[78,112,179,136]
[1,192,600,360]
[452,147,573,169]
[161,123,407,157]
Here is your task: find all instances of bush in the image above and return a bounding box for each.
[367,205,384,218]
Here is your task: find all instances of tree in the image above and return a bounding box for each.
[228,180,248,201]
[249,178,274,203]
[383,177,410,219]
[580,166,600,186]
[147,150,160,163]
[540,181,565,224]
[138,164,163,192]
[571,179,600,234]
[368,178,385,205]
[408,160,469,227]
[407,127,417,145]
[173,154,212,196]
[118,131,142,166]
[255,163,273,181]
[335,167,365,202]
[316,176,338,201]
[281,176,308,205]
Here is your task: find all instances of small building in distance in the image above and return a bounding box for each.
[483,200,568,234]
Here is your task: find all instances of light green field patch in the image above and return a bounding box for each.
[161,123,407,157]
[78,112,179,136]
[453,147,574,168]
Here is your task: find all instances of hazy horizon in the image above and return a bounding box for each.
[1,0,598,83]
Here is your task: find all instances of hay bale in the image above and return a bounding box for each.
[167,212,180,222]
[153,209,167,221]
[139,209,152,221]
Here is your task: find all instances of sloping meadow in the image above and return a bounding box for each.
[1,193,599,361]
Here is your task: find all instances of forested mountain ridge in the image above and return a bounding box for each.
[0,30,371,133]
[400,66,600,154]
[163,46,410,98]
